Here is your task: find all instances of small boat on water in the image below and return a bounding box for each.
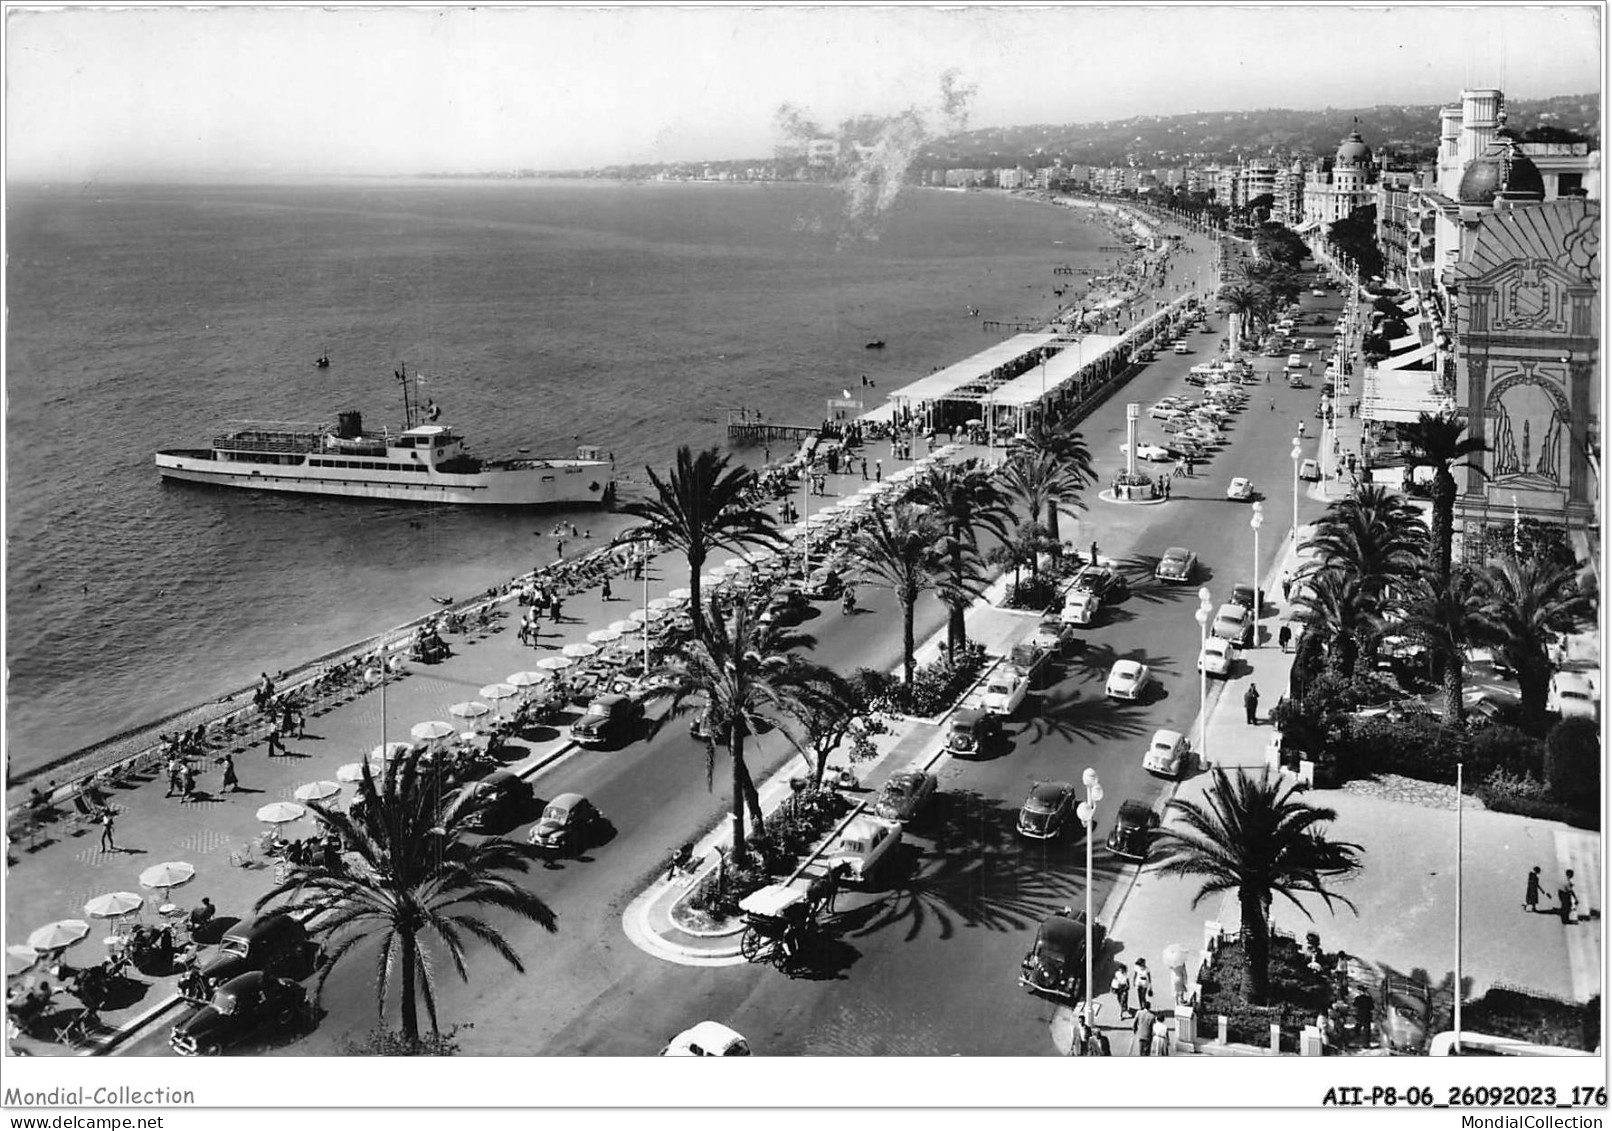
[155,367,615,508]
[864,339,885,350]
[314,352,330,369]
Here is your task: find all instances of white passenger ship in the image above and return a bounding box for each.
[156,369,614,508]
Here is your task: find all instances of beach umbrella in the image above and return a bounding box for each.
[628,607,664,624]
[779,525,801,539]
[139,861,196,898]
[857,483,887,496]
[607,619,642,635]
[839,494,869,509]
[335,762,368,784]
[708,565,734,580]
[743,548,776,565]
[369,741,413,761]
[27,920,89,954]
[507,670,548,688]
[256,801,307,826]
[561,642,599,660]
[410,720,455,742]
[448,701,492,720]
[6,945,38,977]
[479,682,520,702]
[649,596,681,611]
[83,892,144,921]
[534,655,575,672]
[293,781,341,803]
[666,587,692,601]
[723,557,747,570]
[586,629,622,645]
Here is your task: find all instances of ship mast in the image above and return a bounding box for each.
[395,364,421,429]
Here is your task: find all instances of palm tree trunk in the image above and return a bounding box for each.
[688,550,707,640]
[948,539,967,663]
[1517,660,1551,728]
[902,595,917,686]
[1240,890,1271,1005]
[400,931,420,1044]
[728,729,748,869]
[1441,653,1466,727]
[1431,471,1456,586]
[1043,500,1061,544]
[733,737,764,832]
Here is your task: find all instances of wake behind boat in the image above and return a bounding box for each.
[155,367,614,508]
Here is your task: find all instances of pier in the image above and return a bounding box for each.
[981,318,1046,333]
[725,409,823,446]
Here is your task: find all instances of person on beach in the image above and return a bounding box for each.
[221,753,240,793]
[601,577,612,602]
[99,809,117,853]
[1090,540,1100,567]
[166,757,183,798]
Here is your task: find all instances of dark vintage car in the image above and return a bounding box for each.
[570,693,645,747]
[1030,617,1076,657]
[170,970,309,1056]
[528,792,604,855]
[1230,583,1264,615]
[1154,546,1199,583]
[1105,799,1159,861]
[200,913,316,987]
[461,769,534,831]
[758,586,809,626]
[1071,565,1128,603]
[872,770,938,824]
[1019,910,1106,1000]
[1017,781,1075,840]
[804,566,844,600]
[946,707,1001,756]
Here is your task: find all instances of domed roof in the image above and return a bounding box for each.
[1334,127,1373,167]
[1457,114,1545,205]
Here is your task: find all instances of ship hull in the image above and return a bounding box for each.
[155,450,612,508]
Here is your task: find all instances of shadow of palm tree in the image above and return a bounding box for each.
[1021,684,1155,747]
[838,790,1128,945]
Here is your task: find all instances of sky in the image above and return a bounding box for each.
[3,3,1603,180]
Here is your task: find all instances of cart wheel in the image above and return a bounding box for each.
[739,927,763,962]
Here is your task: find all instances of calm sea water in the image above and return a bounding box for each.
[5,178,1113,772]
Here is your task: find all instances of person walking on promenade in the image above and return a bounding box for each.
[1525,865,1543,913]
[221,753,240,794]
[1278,624,1292,653]
[166,757,183,798]
[295,708,306,739]
[1244,683,1260,725]
[1090,540,1100,567]
[601,577,612,602]
[556,537,566,561]
[1150,1023,1171,1057]
[1560,870,1578,925]
[1280,573,1292,602]
[874,459,882,482]
[267,728,284,758]
[1111,963,1131,1018]
[181,764,197,803]
[1164,476,1171,499]
[860,458,868,480]
[1132,1005,1156,1056]
[1133,958,1153,1012]
[551,595,563,623]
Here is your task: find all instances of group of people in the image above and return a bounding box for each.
[1525,864,1582,925]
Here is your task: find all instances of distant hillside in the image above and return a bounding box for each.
[920,94,1600,170]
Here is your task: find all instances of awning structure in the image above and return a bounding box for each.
[1361,364,1454,423]
[990,335,1126,408]
[887,334,1058,409]
[1376,342,1436,371]
[1293,218,1322,234]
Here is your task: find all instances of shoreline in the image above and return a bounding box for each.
[6,196,1210,801]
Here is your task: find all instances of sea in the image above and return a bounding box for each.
[5,177,1120,777]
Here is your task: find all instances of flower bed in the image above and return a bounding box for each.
[1195,934,1335,1053]
[852,642,988,719]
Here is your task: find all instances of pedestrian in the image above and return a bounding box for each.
[1132,1005,1156,1056]
[1068,1018,1089,1056]
[181,764,196,802]
[860,458,868,480]
[1111,963,1131,1017]
[1278,623,1293,653]
[1244,683,1260,725]
[556,538,566,561]
[98,809,117,853]
[267,729,284,758]
[1151,1024,1171,1057]
[1132,957,1152,1012]
[1270,398,1276,411]
[1164,476,1171,499]
[601,577,612,602]
[165,757,182,798]
[1265,372,1270,383]
[1280,573,1292,602]
[1560,869,1577,925]
[551,595,563,623]
[1090,540,1100,567]
[875,459,882,482]
[1525,865,1543,913]
[221,753,240,793]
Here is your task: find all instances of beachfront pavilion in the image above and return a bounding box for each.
[987,334,1131,434]
[885,333,1060,435]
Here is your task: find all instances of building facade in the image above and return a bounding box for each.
[1303,126,1378,225]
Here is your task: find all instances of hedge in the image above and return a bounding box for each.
[1463,987,1601,1053]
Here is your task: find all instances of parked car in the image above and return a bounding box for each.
[1226,476,1254,501]
[528,792,604,855]
[1287,353,1303,368]
[1105,659,1151,701]
[1198,636,1236,677]
[1121,441,1173,462]
[170,970,310,1056]
[946,706,1002,756]
[1105,799,1159,860]
[874,770,938,824]
[823,816,902,883]
[1071,565,1129,602]
[1019,910,1105,1000]
[1009,640,1054,689]
[1312,288,1327,297]
[200,914,316,988]
[569,693,645,747]
[1230,583,1263,613]
[1546,670,1599,719]
[982,669,1029,716]
[1155,545,1198,583]
[1031,617,1075,656]
[660,1021,751,1057]
[1303,338,1318,351]
[1017,781,1076,839]
[1299,458,1321,481]
[759,586,809,626]
[1061,588,1100,627]
[1143,728,1192,778]
[1149,402,1187,419]
[1212,602,1254,647]
[804,566,844,600]
[461,769,535,831]
[1172,343,1189,354]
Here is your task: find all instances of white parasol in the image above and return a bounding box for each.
[479,683,520,702]
[335,762,369,784]
[507,670,548,688]
[138,861,196,897]
[369,741,414,762]
[607,620,642,635]
[448,701,492,720]
[586,629,622,645]
[649,597,681,611]
[5,945,39,977]
[666,588,692,602]
[534,655,575,672]
[27,920,90,953]
[293,781,341,803]
[561,643,598,660]
[256,801,307,825]
[628,607,664,624]
[410,720,455,742]
[83,892,144,920]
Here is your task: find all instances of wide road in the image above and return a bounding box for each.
[125,265,1349,1058]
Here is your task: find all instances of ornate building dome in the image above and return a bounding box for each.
[1457,113,1545,204]
[1335,127,1373,168]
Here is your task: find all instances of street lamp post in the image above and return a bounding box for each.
[1249,502,1264,648]
[1290,437,1303,537]
[1195,587,1213,760]
[1077,767,1104,1034]
[801,466,811,582]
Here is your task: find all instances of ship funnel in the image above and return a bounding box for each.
[336,411,363,439]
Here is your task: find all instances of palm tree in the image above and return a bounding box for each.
[909,459,1011,662]
[653,597,846,869]
[254,752,557,1046]
[999,451,1083,582]
[1476,554,1595,725]
[1395,569,1489,726]
[1290,567,1379,678]
[614,445,785,640]
[845,501,943,686]
[1010,416,1096,543]
[1300,483,1428,609]
[1397,412,1489,586]
[1153,767,1362,1005]
[1216,282,1268,353]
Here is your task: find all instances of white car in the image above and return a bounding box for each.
[1120,442,1173,462]
[1150,402,1187,419]
[1194,404,1232,422]
[1212,602,1254,646]
[1061,589,1100,627]
[1547,671,1599,719]
[1143,728,1192,777]
[1198,636,1236,677]
[661,1022,751,1057]
[1180,426,1221,447]
[1173,343,1190,354]
[1226,477,1254,501]
[1105,660,1151,700]
[1312,289,1327,297]
[1303,338,1317,351]
[1287,354,1303,368]
[823,816,902,883]
[982,670,1029,716]
[1299,458,1321,482]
